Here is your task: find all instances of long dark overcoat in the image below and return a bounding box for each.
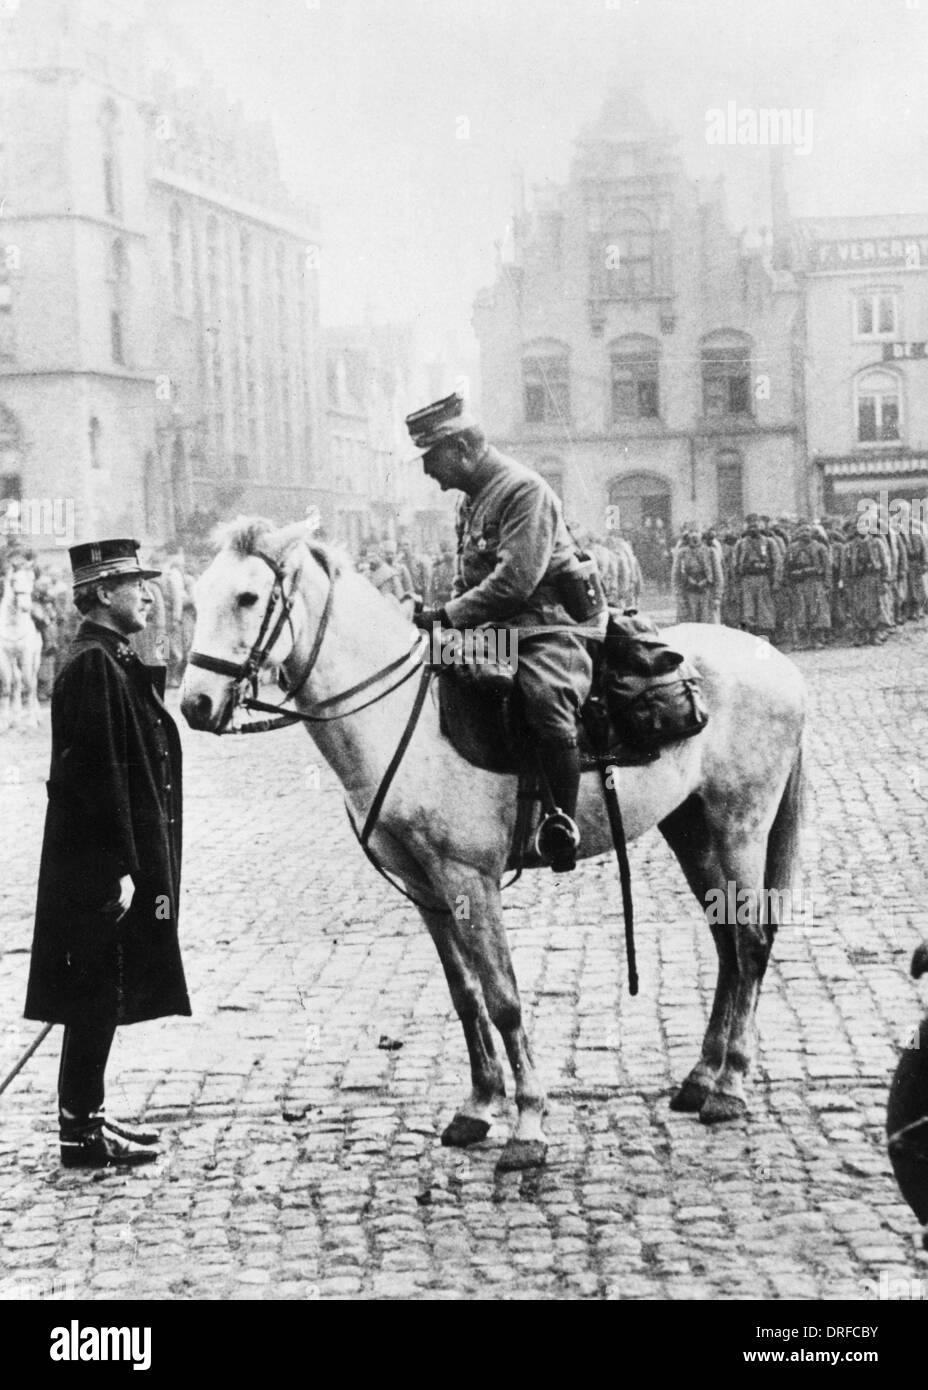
[24,620,190,1026]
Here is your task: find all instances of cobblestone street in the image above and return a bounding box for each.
[2,627,928,1302]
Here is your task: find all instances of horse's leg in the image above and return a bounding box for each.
[698,830,773,1125]
[419,905,506,1147]
[27,648,41,727]
[444,868,547,1171]
[660,795,738,1113]
[9,654,22,729]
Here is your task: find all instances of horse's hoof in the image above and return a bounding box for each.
[699,1092,747,1125]
[441,1114,491,1148]
[669,1079,712,1113]
[495,1138,547,1173]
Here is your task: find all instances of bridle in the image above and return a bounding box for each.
[187,545,427,735]
[185,541,519,919]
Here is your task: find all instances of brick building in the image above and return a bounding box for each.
[0,0,327,557]
[472,91,806,538]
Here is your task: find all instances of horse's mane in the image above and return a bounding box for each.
[212,515,348,577]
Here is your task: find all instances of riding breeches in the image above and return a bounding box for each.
[515,632,593,748]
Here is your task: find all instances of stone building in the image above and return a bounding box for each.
[799,215,928,521]
[0,0,327,558]
[472,92,806,539]
[325,324,457,553]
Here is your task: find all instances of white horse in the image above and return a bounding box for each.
[181,519,806,1172]
[0,564,42,732]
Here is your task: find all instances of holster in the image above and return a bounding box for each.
[557,555,607,623]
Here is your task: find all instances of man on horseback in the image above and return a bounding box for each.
[406,393,607,872]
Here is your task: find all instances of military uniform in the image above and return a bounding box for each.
[24,539,188,1168]
[406,392,605,872]
[719,537,740,627]
[784,529,831,647]
[846,532,892,644]
[734,523,783,639]
[445,446,601,746]
[671,537,714,622]
[428,549,457,607]
[907,525,928,619]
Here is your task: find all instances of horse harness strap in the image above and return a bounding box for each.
[189,546,422,732]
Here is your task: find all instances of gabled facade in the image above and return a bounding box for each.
[473,91,806,536]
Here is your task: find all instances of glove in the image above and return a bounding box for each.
[412,607,450,631]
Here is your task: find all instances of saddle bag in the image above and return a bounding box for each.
[595,612,709,750]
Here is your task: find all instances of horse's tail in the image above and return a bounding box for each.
[764,737,805,910]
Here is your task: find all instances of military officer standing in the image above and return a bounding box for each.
[784,523,831,649]
[406,393,607,872]
[734,514,783,642]
[24,539,190,1167]
[671,526,714,623]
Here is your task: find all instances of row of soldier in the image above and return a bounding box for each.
[671,512,928,647]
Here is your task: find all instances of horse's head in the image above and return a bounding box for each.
[181,517,324,733]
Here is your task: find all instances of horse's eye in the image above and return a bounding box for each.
[238,592,259,608]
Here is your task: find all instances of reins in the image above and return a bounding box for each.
[187,545,464,914]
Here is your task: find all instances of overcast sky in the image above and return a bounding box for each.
[158,0,928,357]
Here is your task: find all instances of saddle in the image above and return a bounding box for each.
[436,612,708,887]
[436,611,708,778]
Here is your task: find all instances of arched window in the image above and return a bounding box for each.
[522,340,570,424]
[716,448,744,521]
[702,330,753,418]
[609,334,661,421]
[598,208,654,297]
[856,368,901,443]
[100,101,122,218]
[109,239,127,365]
[170,202,185,313]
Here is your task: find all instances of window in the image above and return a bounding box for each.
[610,337,660,421]
[0,472,21,501]
[856,369,901,443]
[597,208,654,297]
[702,333,753,418]
[109,240,127,365]
[855,292,898,339]
[523,345,570,424]
[716,449,744,520]
[100,101,122,219]
[170,202,185,313]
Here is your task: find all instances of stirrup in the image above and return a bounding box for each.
[534,810,580,873]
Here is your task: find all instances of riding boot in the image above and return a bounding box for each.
[535,742,582,873]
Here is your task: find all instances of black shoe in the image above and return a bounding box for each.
[535,810,581,873]
[60,1123,160,1169]
[90,1111,160,1146]
[534,742,583,873]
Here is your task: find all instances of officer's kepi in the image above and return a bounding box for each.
[68,538,161,592]
[404,391,475,463]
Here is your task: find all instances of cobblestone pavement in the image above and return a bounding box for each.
[2,625,928,1302]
